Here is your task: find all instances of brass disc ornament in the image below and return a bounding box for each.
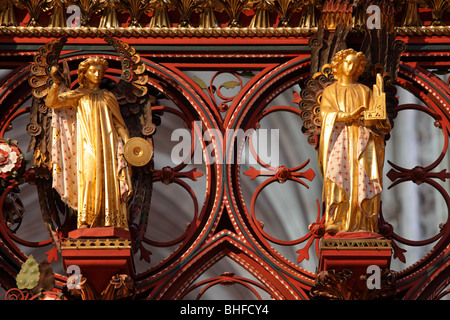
[123,137,153,167]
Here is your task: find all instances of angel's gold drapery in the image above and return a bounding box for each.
[318,82,390,234]
[46,87,132,230]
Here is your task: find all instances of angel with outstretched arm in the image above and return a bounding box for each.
[45,57,133,230]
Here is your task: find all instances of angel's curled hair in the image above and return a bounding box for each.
[331,49,366,82]
[77,57,108,88]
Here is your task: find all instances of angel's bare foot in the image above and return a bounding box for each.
[325,225,338,236]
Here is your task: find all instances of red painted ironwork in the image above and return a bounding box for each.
[0,2,449,301]
[1,47,449,300]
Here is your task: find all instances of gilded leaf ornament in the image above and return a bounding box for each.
[271,0,304,27]
[423,0,450,25]
[148,0,172,27]
[397,0,426,26]
[171,0,207,27]
[0,0,18,26]
[12,0,53,26]
[197,0,219,27]
[300,0,322,27]
[117,0,155,27]
[214,0,251,27]
[99,0,120,27]
[248,0,273,28]
[47,0,67,27]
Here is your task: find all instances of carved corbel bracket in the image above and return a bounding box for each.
[310,268,397,300]
[64,274,135,300]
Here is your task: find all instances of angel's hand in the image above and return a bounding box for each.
[336,106,365,123]
[50,66,63,85]
[117,126,130,144]
[349,106,365,120]
[122,133,130,145]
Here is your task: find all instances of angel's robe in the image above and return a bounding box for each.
[46,87,132,230]
[318,82,391,234]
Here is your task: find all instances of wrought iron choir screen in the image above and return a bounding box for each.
[0,0,449,300]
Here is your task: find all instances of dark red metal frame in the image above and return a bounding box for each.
[0,29,449,300]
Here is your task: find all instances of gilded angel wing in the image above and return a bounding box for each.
[293,64,335,149]
[294,22,350,149]
[104,37,148,103]
[27,37,76,257]
[104,37,159,262]
[28,38,68,99]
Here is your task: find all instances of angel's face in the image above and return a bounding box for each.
[84,64,104,86]
[341,54,360,77]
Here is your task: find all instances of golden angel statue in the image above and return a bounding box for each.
[45,57,133,229]
[318,48,391,235]
[28,38,157,250]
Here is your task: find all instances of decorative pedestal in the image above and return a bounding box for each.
[313,232,395,300]
[61,227,135,299]
[318,232,392,276]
